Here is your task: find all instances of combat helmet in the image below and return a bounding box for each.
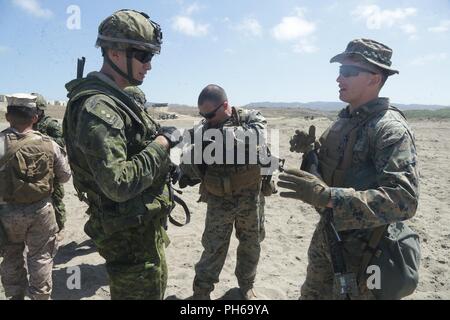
[96,9,163,85]
[31,93,48,110]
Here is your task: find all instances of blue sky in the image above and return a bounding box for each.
[0,0,449,106]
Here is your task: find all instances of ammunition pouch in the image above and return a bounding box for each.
[359,222,421,300]
[203,165,262,197]
[96,186,173,235]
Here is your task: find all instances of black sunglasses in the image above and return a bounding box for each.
[131,49,154,64]
[339,65,377,78]
[199,103,224,119]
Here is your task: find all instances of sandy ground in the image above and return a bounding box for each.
[0,114,449,300]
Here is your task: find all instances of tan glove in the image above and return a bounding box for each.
[277,168,330,208]
[289,125,316,153]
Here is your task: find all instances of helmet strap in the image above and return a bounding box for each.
[102,48,142,86]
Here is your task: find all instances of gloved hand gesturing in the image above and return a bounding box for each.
[277,168,331,208]
[289,125,316,153]
[158,126,183,148]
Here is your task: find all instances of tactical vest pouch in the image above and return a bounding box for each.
[0,135,54,204]
[203,165,262,197]
[101,186,173,235]
[367,222,421,300]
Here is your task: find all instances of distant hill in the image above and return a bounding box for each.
[244,101,449,111]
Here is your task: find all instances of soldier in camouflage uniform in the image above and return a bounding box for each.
[278,39,420,299]
[180,84,267,300]
[31,93,67,233]
[0,94,71,300]
[63,9,181,300]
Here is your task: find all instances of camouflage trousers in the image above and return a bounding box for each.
[193,190,265,294]
[52,182,66,231]
[84,207,169,300]
[300,219,375,300]
[0,198,59,300]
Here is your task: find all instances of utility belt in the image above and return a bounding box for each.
[203,164,262,197]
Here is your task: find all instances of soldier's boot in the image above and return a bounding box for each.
[56,228,65,243]
[240,287,258,300]
[9,293,25,300]
[191,285,212,300]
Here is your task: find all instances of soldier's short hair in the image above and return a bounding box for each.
[6,106,37,126]
[198,84,228,106]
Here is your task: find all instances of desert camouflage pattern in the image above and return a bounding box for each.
[301,97,419,299]
[0,199,58,300]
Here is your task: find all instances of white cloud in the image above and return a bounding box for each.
[352,5,417,29]
[185,3,202,15]
[12,0,53,18]
[172,16,209,37]
[293,39,318,53]
[411,53,448,66]
[272,10,316,41]
[401,23,416,34]
[428,20,450,33]
[352,5,417,36]
[236,18,262,37]
[272,7,317,54]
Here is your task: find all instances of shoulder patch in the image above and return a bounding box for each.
[84,95,124,130]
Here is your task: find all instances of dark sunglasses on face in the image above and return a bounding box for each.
[199,103,224,119]
[132,49,154,64]
[339,65,377,78]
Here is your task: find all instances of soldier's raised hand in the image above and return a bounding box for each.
[289,125,316,153]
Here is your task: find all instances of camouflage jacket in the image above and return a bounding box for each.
[319,98,419,232]
[63,72,171,218]
[34,115,65,148]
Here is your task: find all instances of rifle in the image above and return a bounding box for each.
[300,147,358,299]
[77,57,86,79]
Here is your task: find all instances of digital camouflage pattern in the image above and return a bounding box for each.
[34,115,66,230]
[190,108,267,298]
[330,38,399,75]
[301,97,419,300]
[194,189,265,296]
[63,71,172,300]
